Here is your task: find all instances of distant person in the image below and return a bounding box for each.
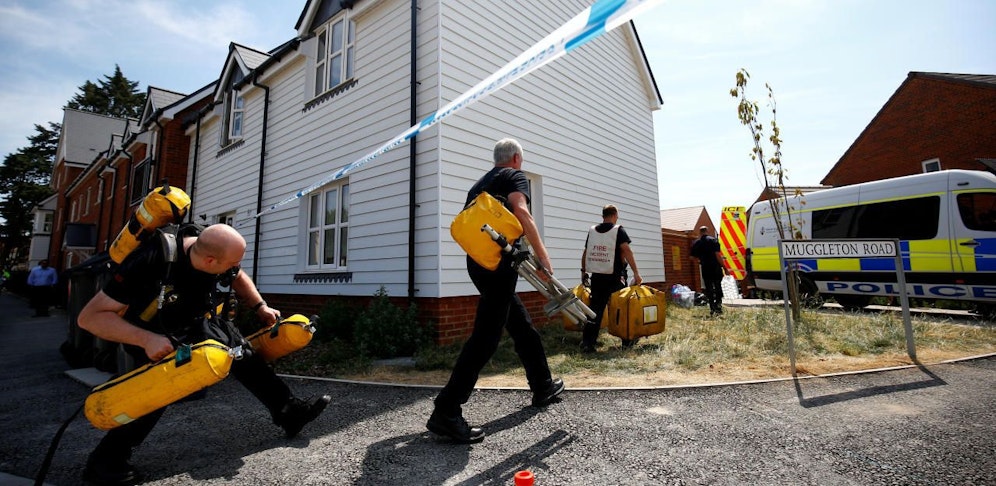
[690,226,726,316]
[580,204,642,352]
[0,267,10,295]
[427,138,564,444]
[27,259,58,316]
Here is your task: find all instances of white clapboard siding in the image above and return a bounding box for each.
[436,0,663,297]
[187,0,661,300]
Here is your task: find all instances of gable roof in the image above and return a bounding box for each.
[660,206,707,232]
[822,71,996,184]
[212,42,272,102]
[56,109,129,167]
[140,86,186,126]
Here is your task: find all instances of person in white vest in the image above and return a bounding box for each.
[580,205,642,353]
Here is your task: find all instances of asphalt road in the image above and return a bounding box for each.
[1,291,994,485]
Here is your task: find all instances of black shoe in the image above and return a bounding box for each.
[83,459,144,486]
[532,377,565,407]
[426,410,485,443]
[276,395,331,438]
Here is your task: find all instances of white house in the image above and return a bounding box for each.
[187,0,664,341]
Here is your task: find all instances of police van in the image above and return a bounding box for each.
[745,169,996,317]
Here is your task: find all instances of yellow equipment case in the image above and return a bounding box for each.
[246,314,316,363]
[84,340,234,430]
[563,285,609,331]
[450,192,524,270]
[605,285,667,343]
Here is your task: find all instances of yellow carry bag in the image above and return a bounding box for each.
[246,314,316,363]
[605,285,667,343]
[84,340,234,430]
[562,285,608,331]
[450,192,523,270]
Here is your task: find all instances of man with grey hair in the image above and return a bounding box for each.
[428,138,564,444]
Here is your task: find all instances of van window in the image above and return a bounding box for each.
[812,196,940,240]
[957,193,996,232]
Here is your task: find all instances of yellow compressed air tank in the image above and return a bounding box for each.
[450,192,523,270]
[247,314,316,362]
[84,340,234,430]
[109,182,191,264]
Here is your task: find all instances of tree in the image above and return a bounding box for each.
[66,64,146,119]
[730,69,809,319]
[0,123,59,265]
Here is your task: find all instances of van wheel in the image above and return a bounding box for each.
[834,295,871,312]
[797,276,824,309]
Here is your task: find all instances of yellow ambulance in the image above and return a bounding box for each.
[745,170,996,317]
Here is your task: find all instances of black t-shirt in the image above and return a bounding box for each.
[103,232,231,336]
[585,223,632,277]
[465,167,530,208]
[691,235,724,277]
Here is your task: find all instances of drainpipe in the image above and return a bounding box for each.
[250,74,271,284]
[120,151,133,225]
[152,119,165,185]
[408,0,418,302]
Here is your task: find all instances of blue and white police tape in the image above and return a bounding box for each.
[248,0,665,224]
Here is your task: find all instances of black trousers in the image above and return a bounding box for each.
[89,351,291,464]
[30,285,52,315]
[702,275,723,314]
[583,273,625,346]
[434,256,553,413]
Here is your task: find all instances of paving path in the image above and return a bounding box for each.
[1,292,993,485]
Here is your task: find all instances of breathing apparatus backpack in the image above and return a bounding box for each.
[109,181,191,265]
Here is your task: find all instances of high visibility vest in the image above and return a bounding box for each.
[585,225,619,275]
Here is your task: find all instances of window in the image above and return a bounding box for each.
[314,13,355,97]
[217,211,235,227]
[223,71,245,146]
[307,182,349,269]
[922,158,941,173]
[131,160,152,202]
[83,187,92,216]
[813,196,940,241]
[42,213,53,233]
[957,192,996,232]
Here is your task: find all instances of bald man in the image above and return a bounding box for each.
[78,223,330,485]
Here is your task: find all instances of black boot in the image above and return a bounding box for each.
[82,456,144,486]
[275,395,331,438]
[426,409,485,443]
[532,377,565,407]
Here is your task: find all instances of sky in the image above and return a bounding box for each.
[1,0,994,227]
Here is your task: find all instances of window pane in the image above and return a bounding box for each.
[234,96,244,109]
[346,47,354,79]
[330,55,342,87]
[348,20,354,43]
[308,231,320,265]
[331,20,344,52]
[309,195,320,229]
[853,196,939,240]
[324,228,336,264]
[231,112,242,137]
[339,226,348,266]
[958,193,996,232]
[325,188,338,225]
[317,30,326,58]
[315,64,325,95]
[340,184,349,223]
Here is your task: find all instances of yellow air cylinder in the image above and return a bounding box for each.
[450,192,523,270]
[84,340,234,430]
[109,182,191,264]
[247,314,316,362]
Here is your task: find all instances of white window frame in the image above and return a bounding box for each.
[217,211,235,227]
[305,181,350,270]
[314,12,355,97]
[42,213,53,233]
[922,158,941,173]
[227,92,245,142]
